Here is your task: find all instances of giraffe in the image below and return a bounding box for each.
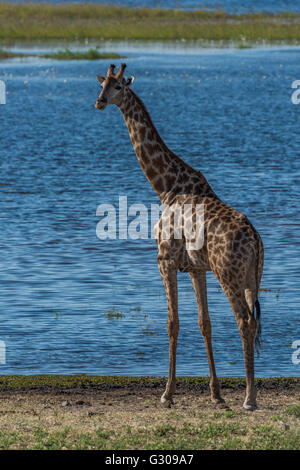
[95,64,264,410]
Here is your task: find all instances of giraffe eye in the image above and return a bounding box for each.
[115,84,122,90]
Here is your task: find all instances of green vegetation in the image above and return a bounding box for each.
[104,308,125,319]
[0,421,298,450]
[0,375,298,390]
[0,3,300,43]
[0,376,298,449]
[41,48,124,60]
[0,401,299,450]
[0,48,26,59]
[141,323,156,335]
[0,47,123,60]
[286,404,300,418]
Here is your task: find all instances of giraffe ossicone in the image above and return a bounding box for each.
[95,64,264,411]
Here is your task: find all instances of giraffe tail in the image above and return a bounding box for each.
[254,299,261,356]
[245,243,262,357]
[254,234,263,356]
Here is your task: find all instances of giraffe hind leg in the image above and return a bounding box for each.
[244,260,262,356]
[228,287,258,410]
[213,261,258,410]
[190,271,224,404]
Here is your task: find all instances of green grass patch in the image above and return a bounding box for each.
[0,420,298,450]
[40,48,124,60]
[0,47,124,60]
[286,404,300,418]
[0,375,298,450]
[0,48,26,59]
[0,375,299,390]
[0,3,300,42]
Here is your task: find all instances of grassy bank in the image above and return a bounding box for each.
[0,376,299,450]
[0,374,299,390]
[0,47,124,60]
[41,48,123,60]
[0,3,300,43]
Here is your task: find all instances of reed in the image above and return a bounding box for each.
[0,47,123,60]
[0,3,300,42]
[41,48,124,60]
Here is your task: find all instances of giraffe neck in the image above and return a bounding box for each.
[118,88,215,201]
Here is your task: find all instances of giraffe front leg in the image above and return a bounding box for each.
[158,259,179,408]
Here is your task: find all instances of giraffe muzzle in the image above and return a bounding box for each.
[95,99,107,110]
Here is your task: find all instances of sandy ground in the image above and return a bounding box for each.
[1,380,299,411]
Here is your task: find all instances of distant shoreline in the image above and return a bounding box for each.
[0,3,300,43]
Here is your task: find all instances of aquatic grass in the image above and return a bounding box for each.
[40,48,124,60]
[104,308,125,319]
[0,48,28,59]
[0,48,14,58]
[0,47,124,61]
[235,42,253,49]
[141,323,158,336]
[0,4,300,42]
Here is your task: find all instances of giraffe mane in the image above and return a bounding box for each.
[129,88,212,188]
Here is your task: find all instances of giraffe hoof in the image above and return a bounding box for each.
[211,396,225,405]
[160,394,174,408]
[242,403,258,411]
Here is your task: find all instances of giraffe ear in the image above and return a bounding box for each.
[123,76,135,87]
[96,74,106,85]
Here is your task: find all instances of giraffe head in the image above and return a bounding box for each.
[95,63,134,110]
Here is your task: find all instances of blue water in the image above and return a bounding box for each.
[5,0,300,14]
[0,43,299,377]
